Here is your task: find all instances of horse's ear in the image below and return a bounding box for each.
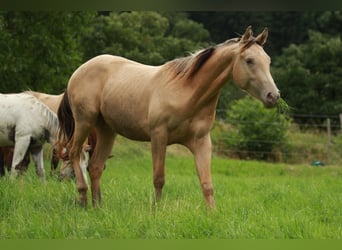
[255,27,268,46]
[241,25,253,43]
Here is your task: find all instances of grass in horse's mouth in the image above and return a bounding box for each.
[277,98,291,115]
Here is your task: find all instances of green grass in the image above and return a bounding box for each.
[0,137,341,239]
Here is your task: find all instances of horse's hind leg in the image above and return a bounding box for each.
[29,146,45,178]
[11,135,31,178]
[69,123,93,207]
[89,121,115,208]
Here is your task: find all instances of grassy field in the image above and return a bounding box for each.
[0,137,341,239]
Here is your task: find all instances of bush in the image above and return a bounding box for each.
[219,97,291,161]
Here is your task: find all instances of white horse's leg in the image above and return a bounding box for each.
[11,135,31,178]
[29,146,45,178]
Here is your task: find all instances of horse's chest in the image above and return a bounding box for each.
[166,114,214,144]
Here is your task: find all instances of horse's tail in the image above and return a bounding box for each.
[56,89,74,159]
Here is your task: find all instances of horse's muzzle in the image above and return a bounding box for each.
[265,91,280,108]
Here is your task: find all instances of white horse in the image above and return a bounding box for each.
[0,92,58,178]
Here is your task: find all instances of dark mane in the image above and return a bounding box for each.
[166,46,216,79]
[165,36,259,79]
[188,47,215,78]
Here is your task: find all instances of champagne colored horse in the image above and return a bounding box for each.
[57,26,280,208]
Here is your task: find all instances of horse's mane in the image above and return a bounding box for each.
[24,91,59,139]
[165,47,215,79]
[165,37,253,79]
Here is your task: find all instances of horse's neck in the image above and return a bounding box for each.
[33,97,59,140]
[188,44,238,108]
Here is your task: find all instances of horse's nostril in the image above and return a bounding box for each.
[266,92,279,104]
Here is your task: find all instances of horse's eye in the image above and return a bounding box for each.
[246,58,254,65]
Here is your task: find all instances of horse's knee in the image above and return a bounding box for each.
[153,175,165,201]
[153,175,165,190]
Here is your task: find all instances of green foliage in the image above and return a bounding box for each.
[0,10,341,129]
[224,97,291,160]
[81,11,210,65]
[0,11,95,93]
[272,30,342,121]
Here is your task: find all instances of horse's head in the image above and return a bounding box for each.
[59,144,91,182]
[232,26,280,108]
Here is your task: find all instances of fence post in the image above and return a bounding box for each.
[327,118,331,165]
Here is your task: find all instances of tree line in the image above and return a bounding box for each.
[0,11,341,124]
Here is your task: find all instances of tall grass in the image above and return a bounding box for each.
[0,137,341,239]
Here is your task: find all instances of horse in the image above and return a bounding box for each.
[0,91,63,177]
[0,91,95,179]
[27,91,64,171]
[0,146,30,177]
[57,26,280,209]
[0,92,59,178]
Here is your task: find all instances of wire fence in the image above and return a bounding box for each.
[213,112,342,166]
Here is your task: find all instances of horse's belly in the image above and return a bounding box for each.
[104,113,151,141]
[0,126,14,146]
[115,122,150,141]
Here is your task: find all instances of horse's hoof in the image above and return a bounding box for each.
[75,198,88,208]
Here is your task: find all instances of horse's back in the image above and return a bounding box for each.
[27,91,63,113]
[66,54,160,140]
[0,93,46,117]
[0,93,57,142]
[68,54,157,92]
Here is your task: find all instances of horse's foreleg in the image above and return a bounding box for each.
[151,128,168,204]
[29,146,45,178]
[187,134,215,209]
[11,135,31,178]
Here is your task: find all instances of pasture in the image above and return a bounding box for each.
[0,136,341,239]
